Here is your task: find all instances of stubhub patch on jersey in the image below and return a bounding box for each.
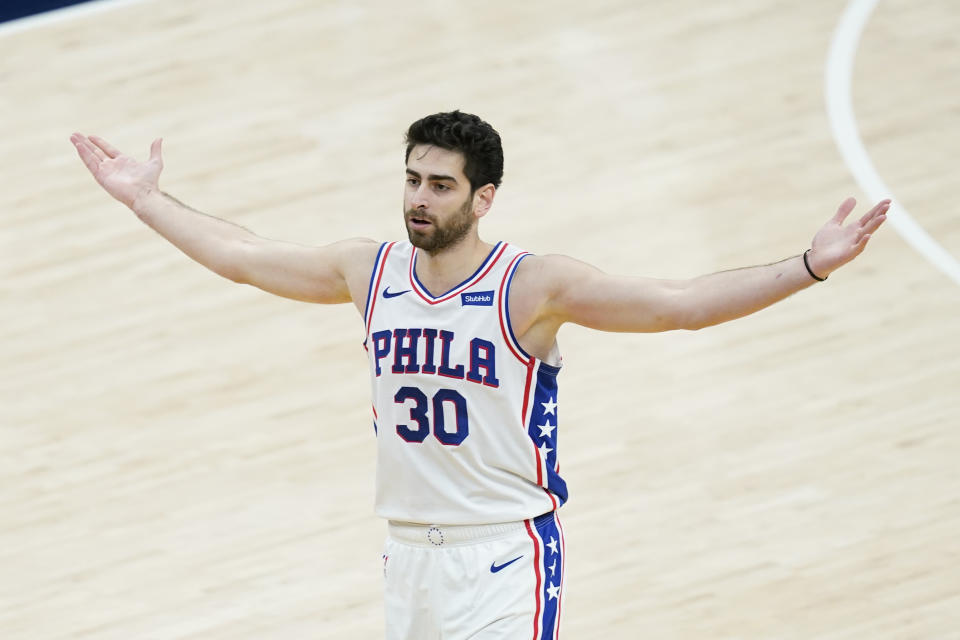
[461,291,494,307]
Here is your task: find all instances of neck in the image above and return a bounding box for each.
[414,234,495,295]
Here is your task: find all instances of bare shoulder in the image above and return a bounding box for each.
[330,237,381,274]
[507,253,601,342]
[510,254,552,301]
[512,252,678,332]
[511,253,604,304]
[329,237,383,311]
[501,253,603,358]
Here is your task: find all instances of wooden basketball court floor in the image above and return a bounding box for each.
[1,0,958,637]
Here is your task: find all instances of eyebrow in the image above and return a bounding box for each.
[406,168,459,184]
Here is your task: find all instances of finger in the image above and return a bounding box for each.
[72,136,102,175]
[862,213,887,235]
[76,135,108,162]
[859,199,891,225]
[853,233,872,252]
[832,196,857,224]
[89,135,121,159]
[69,133,90,157]
[149,138,163,164]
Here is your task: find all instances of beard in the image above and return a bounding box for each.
[404,196,475,255]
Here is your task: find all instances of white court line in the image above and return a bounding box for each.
[0,0,151,39]
[826,0,960,286]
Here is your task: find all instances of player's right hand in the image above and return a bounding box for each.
[70,134,164,209]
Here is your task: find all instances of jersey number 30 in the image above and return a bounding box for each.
[394,386,468,445]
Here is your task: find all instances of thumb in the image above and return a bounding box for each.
[150,138,163,165]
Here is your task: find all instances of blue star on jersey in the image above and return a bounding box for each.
[525,367,567,505]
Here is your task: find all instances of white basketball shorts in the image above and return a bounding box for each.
[382,511,566,640]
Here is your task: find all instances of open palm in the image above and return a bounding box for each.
[70,134,164,209]
[808,196,890,277]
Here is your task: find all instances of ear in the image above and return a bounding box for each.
[472,184,497,219]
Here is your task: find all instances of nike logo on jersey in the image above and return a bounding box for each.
[383,287,411,299]
[490,556,523,573]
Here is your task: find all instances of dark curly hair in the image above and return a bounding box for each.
[404,111,504,192]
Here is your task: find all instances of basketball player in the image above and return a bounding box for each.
[69,111,889,639]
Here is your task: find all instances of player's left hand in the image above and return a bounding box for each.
[806,197,890,278]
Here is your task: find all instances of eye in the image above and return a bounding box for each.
[406,177,419,186]
[434,183,450,191]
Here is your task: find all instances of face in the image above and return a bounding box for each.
[404,145,482,255]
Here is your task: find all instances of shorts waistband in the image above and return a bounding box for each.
[387,511,555,547]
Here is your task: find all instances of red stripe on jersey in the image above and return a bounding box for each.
[520,361,534,425]
[544,487,558,511]
[408,242,509,305]
[498,251,532,366]
[520,361,543,486]
[524,519,544,640]
[523,362,558,511]
[364,242,396,335]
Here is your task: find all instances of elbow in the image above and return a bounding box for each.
[224,271,248,285]
[681,311,712,331]
[672,318,708,332]
[678,305,727,331]
[657,285,711,331]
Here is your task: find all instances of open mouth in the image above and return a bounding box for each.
[408,216,432,228]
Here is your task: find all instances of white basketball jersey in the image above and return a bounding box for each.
[363,241,567,525]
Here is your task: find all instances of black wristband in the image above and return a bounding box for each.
[803,250,827,282]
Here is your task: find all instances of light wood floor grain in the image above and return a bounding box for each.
[1,0,958,638]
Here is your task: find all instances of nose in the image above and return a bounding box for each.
[410,184,430,209]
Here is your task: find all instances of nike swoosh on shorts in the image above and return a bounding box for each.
[490,556,523,573]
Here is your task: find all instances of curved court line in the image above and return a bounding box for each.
[826,0,960,286]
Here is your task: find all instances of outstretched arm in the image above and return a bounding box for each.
[531,197,889,333]
[70,134,377,304]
